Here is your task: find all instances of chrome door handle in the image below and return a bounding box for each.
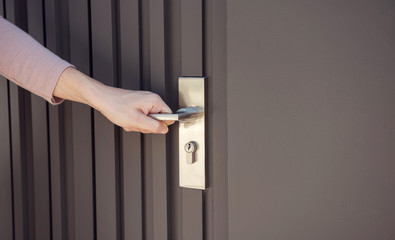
[149,106,203,122]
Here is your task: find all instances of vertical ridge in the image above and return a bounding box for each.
[91,0,118,238]
[141,0,152,239]
[0,2,14,237]
[119,0,143,239]
[88,1,97,239]
[2,4,16,240]
[6,1,32,239]
[68,0,95,238]
[149,0,169,239]
[112,1,122,239]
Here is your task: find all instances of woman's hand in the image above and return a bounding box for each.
[93,88,174,133]
[54,67,174,134]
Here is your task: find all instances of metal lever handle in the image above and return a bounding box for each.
[149,106,203,122]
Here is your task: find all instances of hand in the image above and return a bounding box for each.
[93,88,174,133]
[54,67,174,134]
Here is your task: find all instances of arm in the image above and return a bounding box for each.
[54,67,172,134]
[0,16,172,134]
[0,16,72,104]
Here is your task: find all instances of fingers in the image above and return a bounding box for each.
[157,107,175,126]
[135,112,169,134]
[163,120,175,126]
[123,122,168,134]
[159,103,172,114]
[147,94,175,127]
[101,90,175,134]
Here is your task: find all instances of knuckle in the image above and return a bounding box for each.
[150,93,162,102]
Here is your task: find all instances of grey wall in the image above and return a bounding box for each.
[228,0,395,239]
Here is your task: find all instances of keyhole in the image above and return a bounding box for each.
[184,141,197,154]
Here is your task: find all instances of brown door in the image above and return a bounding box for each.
[2,0,395,240]
[0,0,226,240]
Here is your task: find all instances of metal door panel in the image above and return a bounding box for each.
[67,2,94,240]
[227,0,395,239]
[0,1,229,239]
[149,1,169,239]
[0,3,13,239]
[119,0,143,239]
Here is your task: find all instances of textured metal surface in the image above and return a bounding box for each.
[149,0,169,239]
[91,0,119,239]
[0,77,13,240]
[27,1,51,238]
[0,4,13,238]
[68,0,94,239]
[118,0,143,239]
[0,0,228,239]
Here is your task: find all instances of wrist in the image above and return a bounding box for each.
[54,67,108,110]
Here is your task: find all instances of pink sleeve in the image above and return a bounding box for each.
[0,16,73,105]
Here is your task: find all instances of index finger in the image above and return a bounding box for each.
[156,102,175,126]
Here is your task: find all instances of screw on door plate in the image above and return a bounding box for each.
[184,141,197,164]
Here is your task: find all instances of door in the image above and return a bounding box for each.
[227,0,395,239]
[0,0,226,240]
[2,0,395,240]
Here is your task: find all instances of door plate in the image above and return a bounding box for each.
[179,77,205,190]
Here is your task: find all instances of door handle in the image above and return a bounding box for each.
[149,106,203,122]
[149,77,206,190]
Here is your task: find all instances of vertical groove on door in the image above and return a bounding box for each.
[119,0,143,239]
[5,1,32,239]
[0,2,13,239]
[91,0,119,239]
[180,0,204,240]
[0,74,13,240]
[47,102,66,240]
[140,0,153,238]
[26,1,51,239]
[45,1,67,240]
[181,0,203,77]
[24,91,34,240]
[8,83,27,240]
[68,0,95,239]
[0,1,13,235]
[167,0,182,239]
[149,0,169,239]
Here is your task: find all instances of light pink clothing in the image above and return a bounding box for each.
[0,16,72,104]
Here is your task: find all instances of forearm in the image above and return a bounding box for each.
[53,67,105,108]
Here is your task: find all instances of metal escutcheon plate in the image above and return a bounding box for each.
[179,77,206,190]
